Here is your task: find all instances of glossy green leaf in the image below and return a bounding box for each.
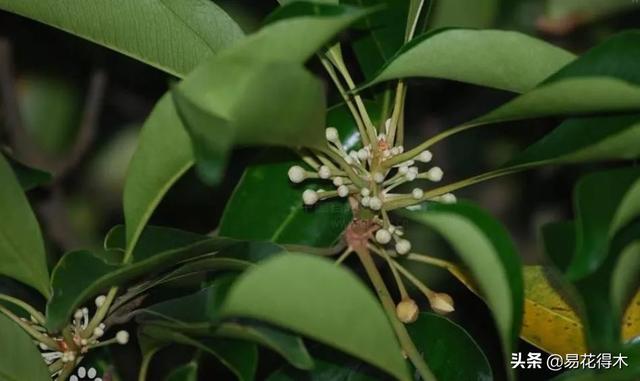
[266,351,383,381]
[365,28,575,93]
[0,313,50,381]
[123,96,195,250]
[219,150,351,247]
[0,153,50,298]
[0,0,244,78]
[173,58,326,184]
[344,0,411,78]
[123,4,370,250]
[540,168,640,350]
[165,362,198,381]
[7,156,51,191]
[568,167,640,279]
[45,239,240,331]
[142,325,258,381]
[402,202,523,378]
[505,114,640,170]
[550,343,640,381]
[407,313,492,381]
[138,277,313,370]
[220,254,411,381]
[466,31,640,127]
[218,102,373,247]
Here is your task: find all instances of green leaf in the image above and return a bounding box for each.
[45,238,242,331]
[173,58,326,184]
[344,0,411,79]
[365,28,575,93]
[505,114,640,170]
[219,150,351,247]
[0,0,244,78]
[165,362,198,381]
[466,31,640,127]
[402,202,523,378]
[139,277,314,370]
[123,96,194,250]
[142,325,258,381]
[123,4,370,250]
[218,102,375,247]
[6,156,51,191]
[407,313,492,381]
[568,167,640,279]
[0,313,50,381]
[220,254,411,381]
[266,350,384,381]
[0,153,50,298]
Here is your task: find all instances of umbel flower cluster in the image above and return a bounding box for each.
[289,119,456,256]
[288,118,457,323]
[26,294,128,379]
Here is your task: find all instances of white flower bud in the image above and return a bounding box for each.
[361,188,371,197]
[318,165,331,179]
[88,368,97,379]
[395,239,411,255]
[325,127,339,143]
[405,171,417,181]
[375,229,392,244]
[369,197,383,211]
[430,292,455,314]
[93,327,104,338]
[39,343,48,351]
[384,118,392,132]
[361,196,370,207]
[349,151,359,162]
[71,375,79,381]
[441,193,457,204]
[345,155,354,165]
[396,298,419,323]
[426,167,443,182]
[78,367,87,378]
[94,295,106,308]
[412,188,424,200]
[302,190,319,205]
[398,165,409,175]
[357,149,369,161]
[333,177,344,186]
[337,185,350,198]
[288,166,306,183]
[390,147,400,156]
[396,146,404,154]
[417,150,433,163]
[388,226,396,234]
[373,172,385,183]
[116,330,130,345]
[74,309,83,320]
[377,132,386,141]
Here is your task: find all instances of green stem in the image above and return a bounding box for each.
[370,244,409,299]
[319,54,370,147]
[82,287,118,338]
[0,305,58,349]
[138,348,161,381]
[0,293,45,324]
[355,247,436,381]
[383,123,475,169]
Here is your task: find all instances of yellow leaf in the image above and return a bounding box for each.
[445,264,640,354]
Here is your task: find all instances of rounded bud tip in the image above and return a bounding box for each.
[369,197,383,211]
[116,330,130,345]
[318,165,331,179]
[395,239,411,255]
[288,166,306,183]
[333,177,344,186]
[427,167,444,182]
[325,127,339,142]
[441,193,457,204]
[337,185,350,198]
[430,293,455,314]
[396,298,419,323]
[94,295,106,308]
[417,150,433,163]
[412,188,424,200]
[375,229,392,244]
[302,190,319,205]
[373,172,385,184]
[93,327,104,338]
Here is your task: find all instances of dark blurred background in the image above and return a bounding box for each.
[1,0,639,380]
